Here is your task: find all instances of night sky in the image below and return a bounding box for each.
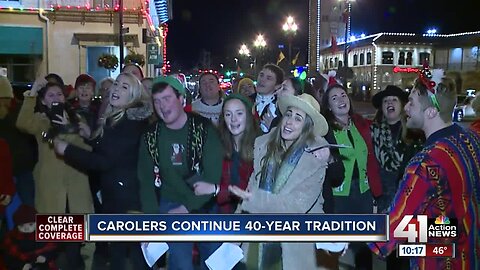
[166,0,479,70]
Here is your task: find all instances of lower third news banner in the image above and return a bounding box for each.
[36,214,86,242]
[85,214,387,242]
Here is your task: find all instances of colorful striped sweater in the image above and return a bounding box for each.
[369,124,480,270]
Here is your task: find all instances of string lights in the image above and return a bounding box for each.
[160,23,169,74]
[0,0,150,13]
[0,1,156,32]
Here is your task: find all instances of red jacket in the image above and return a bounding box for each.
[351,114,382,198]
[0,138,15,214]
[217,157,253,214]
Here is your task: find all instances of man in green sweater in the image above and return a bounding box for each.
[138,75,223,270]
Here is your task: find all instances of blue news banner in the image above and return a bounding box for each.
[87,214,388,242]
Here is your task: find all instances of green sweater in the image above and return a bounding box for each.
[138,117,223,213]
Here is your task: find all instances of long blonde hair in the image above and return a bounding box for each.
[93,72,144,138]
[259,112,315,181]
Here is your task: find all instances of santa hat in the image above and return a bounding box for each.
[13,204,37,226]
[0,76,14,98]
[320,70,342,90]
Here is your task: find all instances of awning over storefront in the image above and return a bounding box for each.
[153,0,172,24]
[0,26,43,55]
[73,33,140,47]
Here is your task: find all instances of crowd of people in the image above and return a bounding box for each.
[0,62,479,270]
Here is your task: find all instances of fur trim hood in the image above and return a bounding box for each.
[126,97,153,121]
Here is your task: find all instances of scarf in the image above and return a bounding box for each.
[255,94,277,118]
[248,145,305,270]
[258,144,305,194]
[371,120,404,172]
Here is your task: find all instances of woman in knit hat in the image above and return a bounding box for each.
[235,77,256,101]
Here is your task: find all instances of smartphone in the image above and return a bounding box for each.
[48,102,65,126]
[49,102,64,118]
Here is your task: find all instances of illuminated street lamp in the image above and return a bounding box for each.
[253,34,267,75]
[254,34,267,48]
[282,16,298,32]
[239,44,251,56]
[282,16,298,66]
[238,44,251,74]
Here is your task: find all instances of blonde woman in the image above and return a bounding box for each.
[232,93,332,269]
[53,72,152,270]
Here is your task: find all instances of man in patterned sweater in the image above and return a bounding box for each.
[368,75,480,269]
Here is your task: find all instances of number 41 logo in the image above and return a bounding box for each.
[393,215,428,243]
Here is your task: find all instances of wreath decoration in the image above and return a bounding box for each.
[98,54,119,70]
[125,52,146,67]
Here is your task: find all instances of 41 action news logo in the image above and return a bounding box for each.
[393,215,457,243]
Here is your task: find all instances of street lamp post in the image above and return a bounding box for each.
[238,44,251,73]
[253,34,267,76]
[282,16,298,67]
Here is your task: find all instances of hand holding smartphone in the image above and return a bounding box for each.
[48,102,69,127]
[50,102,64,116]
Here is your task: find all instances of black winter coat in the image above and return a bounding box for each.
[64,115,148,213]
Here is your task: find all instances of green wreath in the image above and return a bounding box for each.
[125,52,146,67]
[98,54,119,70]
